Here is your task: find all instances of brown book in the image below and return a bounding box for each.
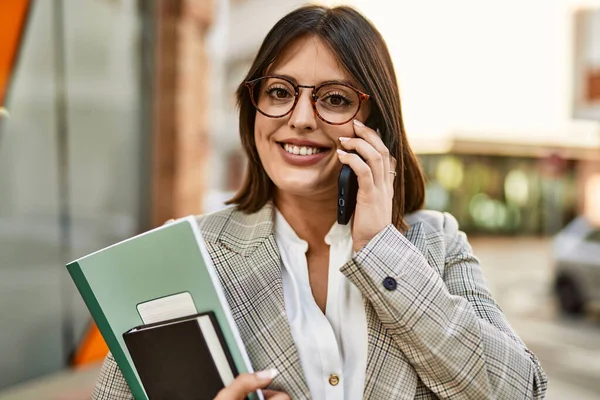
[123,312,244,400]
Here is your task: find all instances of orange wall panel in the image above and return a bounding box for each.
[0,0,31,106]
[71,323,108,367]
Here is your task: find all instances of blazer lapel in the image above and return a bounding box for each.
[202,204,310,398]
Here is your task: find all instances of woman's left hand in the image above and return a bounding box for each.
[337,119,396,253]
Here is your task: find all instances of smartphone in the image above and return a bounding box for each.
[337,160,358,225]
[337,118,381,225]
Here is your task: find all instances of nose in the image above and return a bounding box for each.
[288,89,317,131]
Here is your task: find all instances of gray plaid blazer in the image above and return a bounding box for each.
[92,203,547,399]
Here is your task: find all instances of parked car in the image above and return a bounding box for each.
[553,216,600,315]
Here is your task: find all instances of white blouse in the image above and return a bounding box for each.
[274,210,368,400]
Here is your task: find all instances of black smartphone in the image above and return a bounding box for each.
[337,116,381,225]
[337,160,358,225]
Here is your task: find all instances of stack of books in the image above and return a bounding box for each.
[67,217,262,400]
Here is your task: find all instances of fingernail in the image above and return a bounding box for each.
[353,119,364,127]
[256,368,278,382]
[337,149,347,156]
[339,136,350,141]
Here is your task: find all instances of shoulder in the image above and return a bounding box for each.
[405,209,460,239]
[193,204,275,254]
[404,210,470,260]
[194,205,238,243]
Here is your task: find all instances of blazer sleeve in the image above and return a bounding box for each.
[340,213,548,399]
[91,353,134,400]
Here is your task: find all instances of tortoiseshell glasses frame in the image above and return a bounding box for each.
[245,75,370,126]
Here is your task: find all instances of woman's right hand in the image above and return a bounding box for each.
[214,369,290,400]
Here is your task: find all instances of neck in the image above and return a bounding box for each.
[274,189,338,250]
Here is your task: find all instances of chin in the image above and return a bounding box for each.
[272,172,335,198]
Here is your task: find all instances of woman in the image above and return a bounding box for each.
[93,5,547,400]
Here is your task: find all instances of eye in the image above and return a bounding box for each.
[321,92,352,107]
[328,94,348,106]
[266,85,293,100]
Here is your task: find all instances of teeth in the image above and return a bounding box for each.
[283,143,322,156]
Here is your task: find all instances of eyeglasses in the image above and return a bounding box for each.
[245,76,370,125]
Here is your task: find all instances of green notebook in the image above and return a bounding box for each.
[67,217,262,400]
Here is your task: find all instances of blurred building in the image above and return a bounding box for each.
[0,0,147,390]
[0,0,213,390]
[349,0,600,235]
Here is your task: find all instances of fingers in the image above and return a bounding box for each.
[338,136,385,186]
[353,119,391,178]
[337,149,374,191]
[214,369,278,400]
[338,119,393,189]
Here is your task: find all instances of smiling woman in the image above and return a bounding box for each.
[228,10,425,232]
[236,35,377,204]
[92,5,548,400]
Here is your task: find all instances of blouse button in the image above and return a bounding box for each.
[328,373,340,386]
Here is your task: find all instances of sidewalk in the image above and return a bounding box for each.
[0,365,100,400]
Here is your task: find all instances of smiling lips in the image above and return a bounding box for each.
[282,143,324,155]
[277,140,331,166]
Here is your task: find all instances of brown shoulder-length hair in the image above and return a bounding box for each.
[227,5,425,230]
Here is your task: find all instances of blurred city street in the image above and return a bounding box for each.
[471,237,600,400]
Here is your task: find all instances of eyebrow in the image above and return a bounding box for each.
[269,73,358,88]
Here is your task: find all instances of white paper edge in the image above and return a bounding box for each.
[137,292,197,325]
[198,315,235,387]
